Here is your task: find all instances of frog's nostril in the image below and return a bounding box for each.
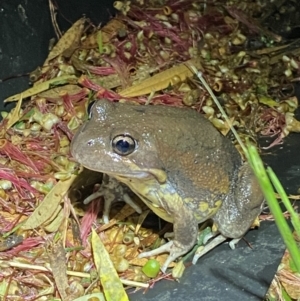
[87,139,94,146]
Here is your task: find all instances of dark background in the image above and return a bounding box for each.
[1,1,299,300]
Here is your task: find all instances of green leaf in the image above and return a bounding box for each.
[91,229,129,301]
[282,287,293,301]
[258,96,279,107]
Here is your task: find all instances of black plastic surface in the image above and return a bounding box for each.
[0,1,296,300]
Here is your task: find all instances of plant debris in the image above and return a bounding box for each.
[266,249,300,301]
[1,0,300,300]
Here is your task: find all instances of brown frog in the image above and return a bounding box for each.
[71,99,264,272]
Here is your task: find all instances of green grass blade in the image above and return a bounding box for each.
[267,167,300,238]
[246,142,300,273]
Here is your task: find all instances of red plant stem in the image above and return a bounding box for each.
[78,75,103,91]
[5,237,45,255]
[80,199,102,243]
[85,65,116,75]
[56,122,74,141]
[0,169,37,195]
[24,151,62,172]
[0,139,39,173]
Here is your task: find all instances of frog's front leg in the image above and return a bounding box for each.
[138,196,198,273]
[83,174,142,224]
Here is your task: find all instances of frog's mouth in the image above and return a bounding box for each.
[108,171,151,180]
[105,168,167,184]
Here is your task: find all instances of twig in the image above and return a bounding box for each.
[0,260,149,288]
[48,0,62,39]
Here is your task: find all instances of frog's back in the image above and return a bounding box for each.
[120,102,242,220]
[72,100,244,222]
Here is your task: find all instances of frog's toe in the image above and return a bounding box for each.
[83,183,142,224]
[202,231,215,245]
[102,193,114,224]
[102,213,110,224]
[138,241,190,273]
[102,192,141,223]
[164,232,174,239]
[229,237,241,249]
[192,235,244,264]
[123,193,142,214]
[83,190,104,204]
[138,241,173,259]
[192,235,227,265]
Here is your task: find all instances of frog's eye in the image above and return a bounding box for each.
[112,135,136,156]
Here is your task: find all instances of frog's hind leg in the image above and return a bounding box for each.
[138,198,198,273]
[213,163,264,239]
[191,164,265,265]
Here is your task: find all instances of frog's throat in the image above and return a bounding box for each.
[114,175,174,223]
